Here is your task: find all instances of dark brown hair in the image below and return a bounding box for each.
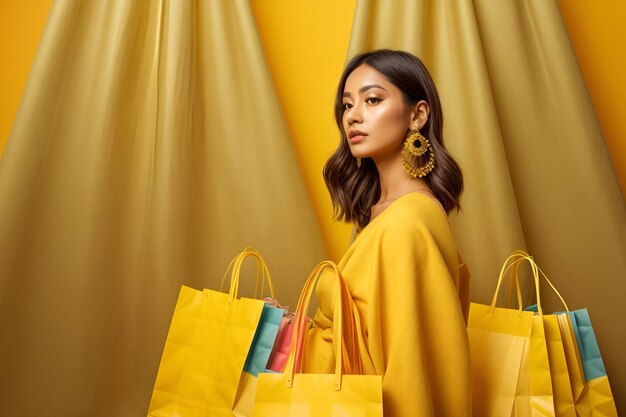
[323,49,463,231]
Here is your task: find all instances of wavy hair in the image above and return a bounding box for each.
[323,49,463,231]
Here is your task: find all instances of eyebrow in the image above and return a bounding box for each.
[343,84,388,98]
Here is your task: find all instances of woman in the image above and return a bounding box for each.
[303,49,471,416]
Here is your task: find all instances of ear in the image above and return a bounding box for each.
[408,100,430,131]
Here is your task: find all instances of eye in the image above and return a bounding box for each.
[366,97,381,105]
[343,103,353,110]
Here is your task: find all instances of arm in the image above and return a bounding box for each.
[371,220,471,417]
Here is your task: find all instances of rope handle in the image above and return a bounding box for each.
[218,247,275,304]
[490,250,569,315]
[284,261,360,391]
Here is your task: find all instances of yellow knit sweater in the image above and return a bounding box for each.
[303,192,471,416]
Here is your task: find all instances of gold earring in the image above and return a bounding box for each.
[356,157,362,168]
[402,129,435,178]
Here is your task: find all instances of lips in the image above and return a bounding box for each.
[349,130,367,143]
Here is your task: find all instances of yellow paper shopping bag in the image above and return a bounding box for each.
[469,305,534,416]
[556,313,585,403]
[512,312,555,417]
[147,249,275,417]
[471,250,614,417]
[470,251,565,417]
[253,261,383,416]
[514,253,617,417]
[507,253,574,417]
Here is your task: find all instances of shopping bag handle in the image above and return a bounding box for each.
[239,246,273,300]
[490,253,525,312]
[284,260,361,391]
[511,251,569,315]
[219,248,275,304]
[490,250,569,315]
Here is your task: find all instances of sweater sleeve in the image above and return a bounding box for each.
[366,217,471,417]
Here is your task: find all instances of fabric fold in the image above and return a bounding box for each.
[0,1,326,416]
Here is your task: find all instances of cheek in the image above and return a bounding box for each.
[373,105,408,135]
[342,115,348,131]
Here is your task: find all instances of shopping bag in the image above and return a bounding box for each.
[468,253,535,417]
[569,309,607,383]
[267,313,297,372]
[470,251,562,417]
[542,314,576,417]
[253,260,383,416]
[266,310,311,373]
[522,265,617,416]
[471,250,618,417]
[556,313,585,403]
[232,302,284,417]
[147,248,276,417]
[509,256,572,417]
[565,309,618,416]
[515,313,555,417]
[243,303,284,377]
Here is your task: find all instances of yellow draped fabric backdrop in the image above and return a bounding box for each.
[557,0,626,197]
[0,1,327,416]
[1,0,626,415]
[249,0,356,260]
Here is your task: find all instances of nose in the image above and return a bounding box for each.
[345,103,362,126]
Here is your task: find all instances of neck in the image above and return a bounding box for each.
[373,150,431,203]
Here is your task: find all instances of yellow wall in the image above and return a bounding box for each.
[0,0,53,157]
[557,0,626,196]
[250,0,356,260]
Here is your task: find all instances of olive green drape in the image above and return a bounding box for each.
[347,0,626,411]
[0,1,326,416]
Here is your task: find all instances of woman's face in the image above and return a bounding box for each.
[342,64,415,162]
